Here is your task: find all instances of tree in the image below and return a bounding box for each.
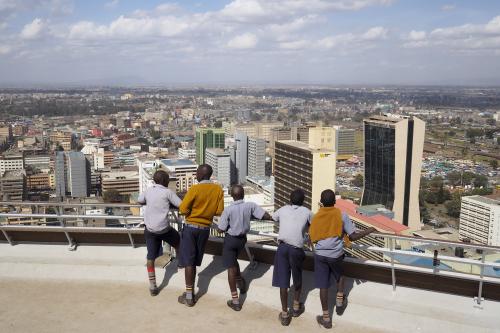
[473,174,489,188]
[445,195,461,218]
[351,174,364,188]
[429,176,444,189]
[103,189,123,203]
[486,118,496,126]
[214,120,223,128]
[446,171,462,186]
[490,159,498,170]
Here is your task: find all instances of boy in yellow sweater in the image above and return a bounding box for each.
[177,164,224,307]
[309,189,375,329]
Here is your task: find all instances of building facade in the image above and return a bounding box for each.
[195,128,225,165]
[0,153,24,174]
[459,196,500,246]
[361,115,425,231]
[55,151,90,198]
[274,140,336,213]
[205,148,231,188]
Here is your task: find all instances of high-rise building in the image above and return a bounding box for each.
[459,195,500,246]
[361,115,425,230]
[308,127,335,150]
[195,128,225,165]
[55,151,90,198]
[248,137,266,178]
[205,148,231,188]
[274,140,336,213]
[67,152,90,198]
[235,132,248,184]
[234,132,265,184]
[334,127,356,159]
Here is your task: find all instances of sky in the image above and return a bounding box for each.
[1,0,500,86]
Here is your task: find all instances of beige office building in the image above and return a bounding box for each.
[274,140,336,213]
[459,196,500,246]
[101,170,140,196]
[361,115,425,231]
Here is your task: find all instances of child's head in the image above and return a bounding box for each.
[153,170,170,187]
[230,184,245,201]
[320,189,336,207]
[290,189,305,206]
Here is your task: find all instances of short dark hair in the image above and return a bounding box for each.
[290,189,305,206]
[320,189,336,207]
[198,164,213,179]
[231,184,245,200]
[153,170,170,187]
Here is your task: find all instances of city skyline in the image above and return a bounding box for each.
[1,1,500,86]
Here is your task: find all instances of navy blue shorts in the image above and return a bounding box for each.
[222,234,247,269]
[314,254,345,289]
[178,224,210,267]
[144,227,180,260]
[272,242,305,288]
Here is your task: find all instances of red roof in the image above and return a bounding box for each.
[335,198,409,234]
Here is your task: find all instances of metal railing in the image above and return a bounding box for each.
[1,201,500,305]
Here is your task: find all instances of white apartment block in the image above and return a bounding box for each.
[459,195,500,246]
[178,148,196,160]
[0,154,24,175]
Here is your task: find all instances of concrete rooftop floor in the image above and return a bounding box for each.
[0,243,499,333]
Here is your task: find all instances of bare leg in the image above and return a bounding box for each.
[280,288,289,314]
[185,265,196,300]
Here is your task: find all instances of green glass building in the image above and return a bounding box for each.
[195,128,225,165]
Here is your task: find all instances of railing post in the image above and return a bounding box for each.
[1,229,13,245]
[390,238,396,291]
[123,215,135,248]
[58,206,76,251]
[476,251,486,305]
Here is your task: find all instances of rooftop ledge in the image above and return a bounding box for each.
[1,243,499,333]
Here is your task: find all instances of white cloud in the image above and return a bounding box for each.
[408,30,426,41]
[220,0,393,23]
[20,18,45,39]
[318,26,388,49]
[227,32,258,49]
[403,15,500,52]
[362,26,388,40]
[279,40,309,50]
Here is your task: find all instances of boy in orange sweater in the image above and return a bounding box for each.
[177,164,224,307]
[309,189,375,329]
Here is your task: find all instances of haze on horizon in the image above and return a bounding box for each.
[1,0,500,87]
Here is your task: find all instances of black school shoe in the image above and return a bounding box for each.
[149,287,159,296]
[279,312,292,326]
[292,303,305,317]
[177,292,195,307]
[316,315,333,329]
[226,300,242,311]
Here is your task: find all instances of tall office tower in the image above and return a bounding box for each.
[55,151,90,198]
[361,115,425,230]
[235,131,248,184]
[67,152,90,198]
[459,196,500,246]
[234,132,266,184]
[334,127,356,159]
[195,128,225,165]
[308,127,335,150]
[274,140,336,213]
[248,137,266,178]
[205,148,231,188]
